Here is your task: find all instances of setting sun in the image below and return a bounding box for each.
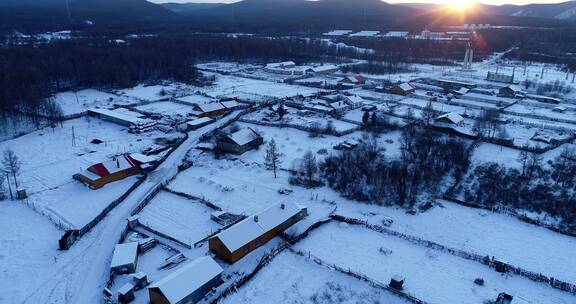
[443,0,477,12]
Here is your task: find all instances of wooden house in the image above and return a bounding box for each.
[74,154,142,189]
[193,103,227,118]
[388,83,416,96]
[498,85,524,98]
[434,112,465,128]
[338,76,366,86]
[111,242,139,274]
[217,128,263,155]
[209,202,307,264]
[118,283,135,303]
[148,256,223,304]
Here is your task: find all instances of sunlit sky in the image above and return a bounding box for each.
[151,0,569,6]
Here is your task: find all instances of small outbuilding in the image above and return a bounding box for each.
[209,202,308,264]
[148,256,223,304]
[187,117,214,130]
[338,76,366,86]
[389,275,405,290]
[434,112,465,128]
[111,242,139,275]
[217,128,263,155]
[193,103,227,118]
[495,292,513,304]
[498,85,524,98]
[388,83,416,96]
[118,283,135,303]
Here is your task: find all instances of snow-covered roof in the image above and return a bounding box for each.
[350,31,380,37]
[310,65,339,73]
[149,256,223,304]
[196,103,226,113]
[398,83,415,91]
[344,95,364,105]
[88,108,146,125]
[503,85,523,92]
[99,155,138,175]
[111,242,138,268]
[435,112,464,124]
[129,153,157,164]
[213,202,305,252]
[118,283,134,295]
[187,117,213,126]
[176,95,215,106]
[266,61,296,69]
[221,101,240,109]
[226,128,261,146]
[323,30,353,36]
[384,31,409,37]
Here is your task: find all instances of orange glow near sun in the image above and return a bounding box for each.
[443,0,476,12]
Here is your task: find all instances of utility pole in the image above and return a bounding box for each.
[71,126,76,147]
[540,66,545,80]
[572,73,575,84]
[523,62,527,76]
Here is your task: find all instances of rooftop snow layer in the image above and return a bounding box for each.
[213,202,304,252]
[226,128,260,146]
[149,256,223,304]
[110,242,138,269]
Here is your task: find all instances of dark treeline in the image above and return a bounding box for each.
[0,34,367,115]
[462,147,576,227]
[341,61,414,75]
[321,126,472,207]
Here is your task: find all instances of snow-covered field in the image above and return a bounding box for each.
[52,89,128,116]
[221,251,411,304]
[336,199,576,284]
[135,101,196,117]
[294,222,575,304]
[0,201,62,303]
[137,191,221,246]
[0,117,176,228]
[198,74,322,100]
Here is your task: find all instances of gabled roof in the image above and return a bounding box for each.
[195,103,226,113]
[111,242,138,268]
[149,256,223,304]
[225,128,261,146]
[395,83,415,91]
[266,61,296,69]
[212,202,304,253]
[435,112,464,125]
[89,154,139,177]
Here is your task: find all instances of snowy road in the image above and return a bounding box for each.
[19,112,242,304]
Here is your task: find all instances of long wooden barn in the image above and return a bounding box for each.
[209,202,307,264]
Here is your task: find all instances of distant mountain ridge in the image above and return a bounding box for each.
[402,1,576,21]
[0,0,572,32]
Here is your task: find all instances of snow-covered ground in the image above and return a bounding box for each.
[198,74,323,100]
[0,201,62,303]
[221,251,411,304]
[137,191,221,246]
[294,222,575,304]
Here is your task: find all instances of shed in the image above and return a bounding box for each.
[132,272,149,290]
[343,95,364,108]
[111,242,139,274]
[187,117,214,130]
[220,101,240,111]
[388,83,416,96]
[495,292,513,304]
[118,283,135,303]
[88,108,150,128]
[209,202,308,264]
[498,85,524,98]
[148,256,223,304]
[193,103,227,118]
[434,112,465,127]
[338,76,366,85]
[217,128,263,155]
[389,275,405,290]
[525,94,561,104]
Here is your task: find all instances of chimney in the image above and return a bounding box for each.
[254,215,259,222]
[281,203,285,210]
[116,158,120,168]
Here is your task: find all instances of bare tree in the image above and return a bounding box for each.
[421,101,437,127]
[301,150,318,186]
[2,149,21,188]
[475,109,501,138]
[264,139,283,178]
